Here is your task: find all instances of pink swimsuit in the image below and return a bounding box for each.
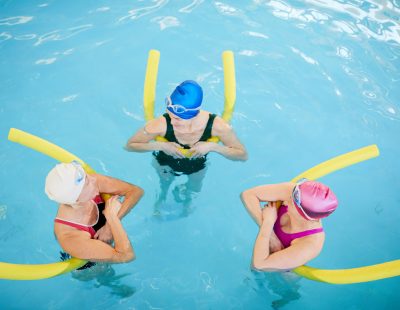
[273,205,324,248]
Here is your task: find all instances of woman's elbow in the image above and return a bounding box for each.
[251,258,265,271]
[251,260,282,272]
[240,191,246,203]
[135,186,144,198]
[240,189,251,202]
[241,149,248,161]
[128,185,144,199]
[124,251,136,263]
[116,249,135,263]
[125,141,135,151]
[235,149,248,161]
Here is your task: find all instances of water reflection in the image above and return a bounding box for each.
[0,16,33,26]
[117,0,168,24]
[152,158,206,221]
[258,0,400,45]
[179,0,204,13]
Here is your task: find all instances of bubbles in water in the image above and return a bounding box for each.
[151,16,180,30]
[214,2,240,16]
[14,34,37,40]
[335,88,342,96]
[34,24,93,46]
[179,0,204,13]
[123,107,143,121]
[336,46,352,59]
[362,91,377,99]
[243,31,269,40]
[61,94,79,103]
[332,20,357,34]
[117,0,168,23]
[238,50,258,57]
[35,57,57,65]
[290,47,318,65]
[0,205,7,220]
[96,7,110,12]
[0,32,12,43]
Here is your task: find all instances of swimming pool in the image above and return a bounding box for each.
[0,0,399,308]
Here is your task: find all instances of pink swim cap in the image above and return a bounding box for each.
[292,179,338,220]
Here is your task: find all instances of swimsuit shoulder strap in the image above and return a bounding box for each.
[162,113,178,143]
[289,227,324,239]
[54,218,96,238]
[199,113,217,141]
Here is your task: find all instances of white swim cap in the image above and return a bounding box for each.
[45,162,86,204]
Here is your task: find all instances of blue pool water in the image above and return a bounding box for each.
[1,0,399,309]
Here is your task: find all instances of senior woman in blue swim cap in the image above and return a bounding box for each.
[126,80,247,213]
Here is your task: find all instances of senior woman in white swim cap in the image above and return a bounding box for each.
[45,161,143,264]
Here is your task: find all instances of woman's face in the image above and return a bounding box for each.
[76,174,99,203]
[287,199,307,220]
[167,111,191,129]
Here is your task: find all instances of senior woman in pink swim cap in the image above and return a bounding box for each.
[241,179,338,271]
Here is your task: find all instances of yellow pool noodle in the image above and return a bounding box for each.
[288,144,400,284]
[0,128,111,280]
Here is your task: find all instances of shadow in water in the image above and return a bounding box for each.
[71,263,137,298]
[61,251,136,298]
[244,270,302,309]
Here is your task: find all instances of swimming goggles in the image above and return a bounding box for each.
[71,160,86,185]
[165,96,201,114]
[292,178,316,221]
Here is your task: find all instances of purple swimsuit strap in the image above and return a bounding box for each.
[273,205,324,248]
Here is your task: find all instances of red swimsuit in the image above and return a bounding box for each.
[54,195,105,238]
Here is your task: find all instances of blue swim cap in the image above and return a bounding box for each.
[167,80,203,120]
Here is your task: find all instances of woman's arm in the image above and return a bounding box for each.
[125,118,185,158]
[240,190,263,226]
[190,117,247,161]
[59,196,135,263]
[125,118,166,153]
[252,235,324,271]
[240,183,294,226]
[251,204,324,271]
[95,174,143,220]
[212,117,247,161]
[93,174,143,242]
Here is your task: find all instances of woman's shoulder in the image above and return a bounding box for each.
[208,114,231,134]
[92,173,138,196]
[144,116,167,135]
[292,227,325,248]
[54,220,88,239]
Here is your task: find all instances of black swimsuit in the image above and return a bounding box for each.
[153,113,217,175]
